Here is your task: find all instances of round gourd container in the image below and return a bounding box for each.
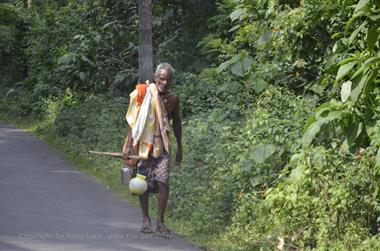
[129,174,148,195]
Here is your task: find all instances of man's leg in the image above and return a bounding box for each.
[139,191,152,232]
[156,181,169,227]
[153,152,170,237]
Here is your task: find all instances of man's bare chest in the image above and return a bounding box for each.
[162,95,176,119]
[164,101,175,119]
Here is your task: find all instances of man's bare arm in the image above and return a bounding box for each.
[122,126,133,157]
[172,96,182,165]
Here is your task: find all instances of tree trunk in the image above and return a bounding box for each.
[138,0,153,83]
[27,0,32,8]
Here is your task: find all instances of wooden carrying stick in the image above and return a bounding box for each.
[88,151,147,160]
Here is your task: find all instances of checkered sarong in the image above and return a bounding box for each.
[135,151,170,193]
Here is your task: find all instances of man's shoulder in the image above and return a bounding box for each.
[167,92,179,98]
[167,93,179,103]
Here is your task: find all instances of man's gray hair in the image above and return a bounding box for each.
[155,62,175,79]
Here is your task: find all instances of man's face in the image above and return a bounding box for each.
[155,69,172,93]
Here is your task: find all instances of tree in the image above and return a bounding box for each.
[138,0,153,83]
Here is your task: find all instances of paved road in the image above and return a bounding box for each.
[0,123,202,251]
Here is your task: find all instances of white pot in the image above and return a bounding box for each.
[129,174,148,195]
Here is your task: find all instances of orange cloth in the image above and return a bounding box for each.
[136,83,148,105]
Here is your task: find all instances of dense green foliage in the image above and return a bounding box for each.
[0,4,27,87]
[1,0,379,250]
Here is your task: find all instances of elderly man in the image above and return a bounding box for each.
[123,63,182,238]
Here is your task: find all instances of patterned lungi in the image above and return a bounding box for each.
[135,151,170,193]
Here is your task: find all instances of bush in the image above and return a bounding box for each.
[169,86,314,243]
[218,145,380,251]
[0,4,27,87]
[42,92,129,153]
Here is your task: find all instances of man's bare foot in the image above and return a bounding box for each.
[140,218,153,233]
[155,222,171,239]
[140,221,153,233]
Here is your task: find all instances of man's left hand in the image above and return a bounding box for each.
[175,151,182,166]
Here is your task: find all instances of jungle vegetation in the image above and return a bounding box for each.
[0,0,379,250]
